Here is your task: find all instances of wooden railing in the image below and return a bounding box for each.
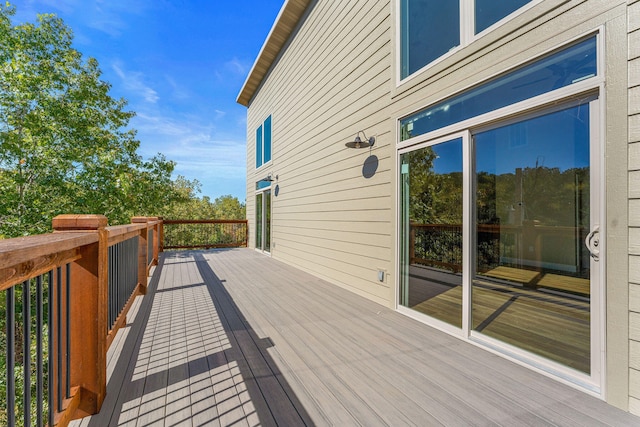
[0,215,161,427]
[162,219,248,250]
[409,222,587,274]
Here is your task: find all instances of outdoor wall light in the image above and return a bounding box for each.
[345,131,375,149]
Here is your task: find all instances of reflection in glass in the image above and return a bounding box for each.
[265,190,271,252]
[475,0,531,34]
[473,104,591,373]
[400,0,460,79]
[400,36,596,141]
[400,138,463,327]
[255,193,263,249]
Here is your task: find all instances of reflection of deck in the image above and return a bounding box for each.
[409,266,590,373]
[73,250,638,425]
[483,266,590,296]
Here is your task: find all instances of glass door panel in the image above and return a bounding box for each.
[265,190,271,252]
[255,193,263,249]
[400,137,464,328]
[472,104,592,373]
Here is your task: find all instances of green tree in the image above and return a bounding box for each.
[159,176,246,220]
[0,3,180,237]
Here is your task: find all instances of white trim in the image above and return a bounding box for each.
[254,188,273,254]
[398,131,468,333]
[255,114,273,171]
[460,0,473,47]
[397,305,465,338]
[396,29,602,148]
[595,76,608,399]
[471,0,544,39]
[396,0,546,87]
[462,130,472,337]
[397,77,601,152]
[469,332,602,396]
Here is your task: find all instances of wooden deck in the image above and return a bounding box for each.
[72,248,639,426]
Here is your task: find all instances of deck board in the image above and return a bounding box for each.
[71,248,639,426]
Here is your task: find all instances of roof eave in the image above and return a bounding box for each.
[236,0,311,107]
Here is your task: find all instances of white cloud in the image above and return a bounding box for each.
[224,58,251,76]
[132,112,247,185]
[112,61,159,104]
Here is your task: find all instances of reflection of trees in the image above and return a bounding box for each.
[405,146,463,272]
[408,159,590,275]
[405,147,462,224]
[481,166,589,227]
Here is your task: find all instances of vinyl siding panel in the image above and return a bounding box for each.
[246,0,393,303]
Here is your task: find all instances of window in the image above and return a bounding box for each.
[400,0,534,80]
[475,0,531,34]
[400,36,597,141]
[256,115,272,168]
[400,0,460,79]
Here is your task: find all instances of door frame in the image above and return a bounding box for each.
[255,187,272,255]
[395,94,605,396]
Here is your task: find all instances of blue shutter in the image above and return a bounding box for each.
[263,116,272,164]
[256,125,263,168]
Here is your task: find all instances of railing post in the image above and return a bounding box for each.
[131,217,149,295]
[159,217,164,253]
[52,214,108,418]
[150,216,160,265]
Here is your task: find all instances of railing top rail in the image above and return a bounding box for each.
[163,219,248,224]
[0,232,98,271]
[106,223,145,246]
[132,216,162,226]
[411,222,584,233]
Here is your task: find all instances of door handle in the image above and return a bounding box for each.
[584,225,600,261]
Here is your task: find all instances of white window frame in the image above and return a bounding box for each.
[256,115,272,170]
[396,0,545,86]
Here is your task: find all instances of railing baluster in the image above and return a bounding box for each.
[48,270,54,427]
[162,219,248,250]
[108,235,142,334]
[66,263,71,399]
[36,275,44,427]
[23,279,31,427]
[56,266,62,413]
[7,286,15,427]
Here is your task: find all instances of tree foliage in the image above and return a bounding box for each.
[0,3,183,237]
[158,176,246,220]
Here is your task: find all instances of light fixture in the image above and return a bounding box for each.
[346,131,375,149]
[265,173,274,182]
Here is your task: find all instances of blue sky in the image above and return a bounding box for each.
[12,0,284,202]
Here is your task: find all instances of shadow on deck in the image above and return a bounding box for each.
[74,250,311,426]
[73,249,640,426]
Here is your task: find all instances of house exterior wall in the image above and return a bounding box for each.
[629,0,640,416]
[246,0,394,305]
[243,0,636,414]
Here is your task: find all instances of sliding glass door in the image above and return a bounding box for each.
[399,99,600,384]
[255,189,271,253]
[400,136,465,329]
[472,105,595,374]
